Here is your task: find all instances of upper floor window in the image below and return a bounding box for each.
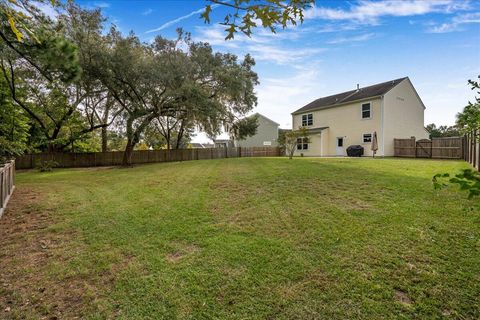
[361,103,371,119]
[302,113,313,126]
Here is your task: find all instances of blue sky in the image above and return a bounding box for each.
[78,0,480,142]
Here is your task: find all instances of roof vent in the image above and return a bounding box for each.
[356,84,359,90]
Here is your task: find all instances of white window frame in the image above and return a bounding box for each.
[301,113,313,126]
[361,102,372,119]
[296,137,309,150]
[363,133,372,143]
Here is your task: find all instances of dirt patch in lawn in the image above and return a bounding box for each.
[0,187,94,319]
[394,289,413,306]
[166,244,199,263]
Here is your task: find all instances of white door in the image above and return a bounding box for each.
[336,137,344,156]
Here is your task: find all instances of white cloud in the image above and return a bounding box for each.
[327,33,375,44]
[93,2,110,8]
[305,0,471,24]
[142,8,153,16]
[35,2,59,20]
[256,63,323,128]
[146,4,223,34]
[146,8,205,33]
[194,25,325,65]
[246,44,325,64]
[427,12,480,33]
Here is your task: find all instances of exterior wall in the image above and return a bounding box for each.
[383,79,429,156]
[294,132,323,156]
[292,97,383,156]
[235,115,279,147]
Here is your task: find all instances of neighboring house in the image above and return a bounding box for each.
[291,77,429,157]
[213,139,234,148]
[234,113,280,147]
[190,143,214,149]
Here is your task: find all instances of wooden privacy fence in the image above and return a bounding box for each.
[394,137,464,159]
[464,131,479,171]
[15,147,282,169]
[0,160,15,218]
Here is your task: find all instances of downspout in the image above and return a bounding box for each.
[380,95,385,157]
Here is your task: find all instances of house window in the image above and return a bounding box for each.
[361,103,371,119]
[363,133,372,143]
[302,113,313,126]
[297,137,309,150]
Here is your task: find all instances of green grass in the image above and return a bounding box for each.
[10,158,480,318]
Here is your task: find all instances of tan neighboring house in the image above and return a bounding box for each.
[291,77,429,157]
[234,113,280,147]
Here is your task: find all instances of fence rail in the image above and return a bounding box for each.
[15,147,282,170]
[0,160,15,218]
[394,137,464,159]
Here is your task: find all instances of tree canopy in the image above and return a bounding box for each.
[1,1,260,166]
[425,123,461,138]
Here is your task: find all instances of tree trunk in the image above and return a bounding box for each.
[101,102,110,153]
[175,121,185,149]
[166,130,171,150]
[122,138,135,166]
[288,146,294,159]
[101,126,108,152]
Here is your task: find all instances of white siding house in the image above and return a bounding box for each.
[291,77,429,157]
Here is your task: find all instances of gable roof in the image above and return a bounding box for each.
[250,113,280,126]
[190,143,214,149]
[292,77,408,115]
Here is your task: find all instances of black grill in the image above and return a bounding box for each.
[346,145,364,157]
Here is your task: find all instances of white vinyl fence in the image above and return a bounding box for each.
[0,160,15,218]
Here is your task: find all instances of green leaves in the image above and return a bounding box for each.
[230,114,258,140]
[433,169,480,199]
[200,4,212,24]
[204,0,314,40]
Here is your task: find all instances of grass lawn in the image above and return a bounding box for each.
[1,157,479,319]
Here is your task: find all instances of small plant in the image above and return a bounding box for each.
[433,169,480,199]
[36,160,59,172]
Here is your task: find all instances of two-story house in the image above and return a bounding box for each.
[234,113,280,147]
[291,77,429,157]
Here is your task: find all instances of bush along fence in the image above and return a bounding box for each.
[0,160,15,217]
[15,147,282,170]
[394,137,464,159]
[464,130,479,171]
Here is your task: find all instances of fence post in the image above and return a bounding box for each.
[470,132,473,165]
[473,129,477,169]
[0,171,4,210]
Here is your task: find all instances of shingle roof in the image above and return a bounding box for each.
[292,77,408,115]
[254,113,280,126]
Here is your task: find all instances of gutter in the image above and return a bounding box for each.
[380,95,385,156]
[291,95,382,115]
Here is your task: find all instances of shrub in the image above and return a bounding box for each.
[36,160,59,172]
[433,169,480,199]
